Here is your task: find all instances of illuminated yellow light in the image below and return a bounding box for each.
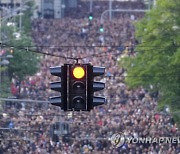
[73,66,85,79]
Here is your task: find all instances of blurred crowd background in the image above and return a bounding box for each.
[0,0,180,154]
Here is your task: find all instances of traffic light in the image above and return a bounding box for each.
[49,64,105,111]
[49,65,67,111]
[88,13,93,21]
[89,66,106,110]
[99,24,104,32]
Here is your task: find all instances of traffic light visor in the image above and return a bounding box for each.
[73,66,85,79]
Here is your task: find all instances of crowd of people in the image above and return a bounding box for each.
[0,1,180,153]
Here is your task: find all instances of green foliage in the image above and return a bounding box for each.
[119,0,180,125]
[0,67,7,72]
[0,77,11,97]
[8,33,39,80]
[21,1,34,33]
[1,2,39,80]
[12,1,34,33]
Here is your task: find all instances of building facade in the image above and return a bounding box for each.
[0,0,78,19]
[34,0,77,19]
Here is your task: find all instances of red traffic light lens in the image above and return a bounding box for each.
[73,66,85,79]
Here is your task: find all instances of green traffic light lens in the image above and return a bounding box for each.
[89,16,93,20]
[100,28,104,32]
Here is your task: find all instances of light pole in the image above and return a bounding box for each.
[0,8,2,98]
[0,55,1,98]
[153,0,156,8]
[0,8,3,42]
[109,0,112,21]
[148,0,151,10]
[89,0,93,13]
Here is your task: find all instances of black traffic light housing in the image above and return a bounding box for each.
[90,66,106,110]
[99,24,104,32]
[49,63,105,111]
[88,12,93,21]
[49,65,67,110]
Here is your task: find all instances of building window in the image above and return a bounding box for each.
[43,0,54,19]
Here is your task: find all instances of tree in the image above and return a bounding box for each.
[20,1,35,33]
[0,1,39,81]
[0,21,39,81]
[119,0,180,125]
[0,1,39,102]
[8,34,39,80]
